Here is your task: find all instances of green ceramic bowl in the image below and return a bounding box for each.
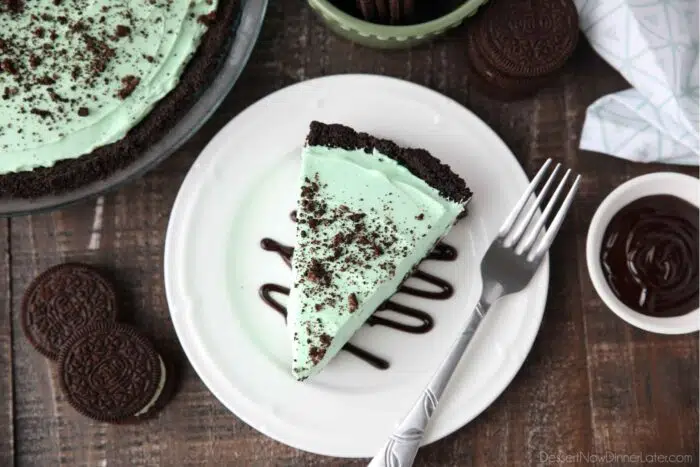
[308,0,489,49]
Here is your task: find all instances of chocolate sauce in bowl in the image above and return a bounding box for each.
[600,195,699,317]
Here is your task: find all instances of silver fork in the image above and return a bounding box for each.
[368,159,581,467]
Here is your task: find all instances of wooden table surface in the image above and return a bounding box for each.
[1,3,698,466]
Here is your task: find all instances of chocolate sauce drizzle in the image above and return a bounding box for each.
[259,211,458,369]
[259,284,392,369]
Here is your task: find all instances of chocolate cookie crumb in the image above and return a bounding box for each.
[83,35,115,75]
[115,25,131,37]
[36,75,55,85]
[348,293,358,312]
[2,59,17,75]
[3,0,24,14]
[70,21,87,33]
[2,87,18,99]
[117,75,140,99]
[30,108,53,119]
[309,346,327,364]
[307,259,330,286]
[47,88,68,103]
[197,11,216,25]
[78,107,89,117]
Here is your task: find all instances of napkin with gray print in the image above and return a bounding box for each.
[574,0,699,165]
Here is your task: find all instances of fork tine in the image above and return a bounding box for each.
[498,158,552,238]
[515,168,572,255]
[504,163,561,247]
[527,174,581,262]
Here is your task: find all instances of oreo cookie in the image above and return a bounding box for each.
[356,0,376,21]
[58,323,175,423]
[466,0,578,101]
[476,0,579,78]
[22,263,119,360]
[353,0,416,24]
[466,36,549,100]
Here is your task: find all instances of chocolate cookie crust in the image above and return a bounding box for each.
[0,0,240,199]
[306,121,472,215]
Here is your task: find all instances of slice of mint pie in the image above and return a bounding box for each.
[287,122,472,380]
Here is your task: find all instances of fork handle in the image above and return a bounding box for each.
[368,300,488,467]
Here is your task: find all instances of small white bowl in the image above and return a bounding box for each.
[586,172,700,334]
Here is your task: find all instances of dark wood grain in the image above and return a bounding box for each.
[0,218,12,467]
[2,1,698,466]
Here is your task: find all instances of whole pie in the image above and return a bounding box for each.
[0,0,239,198]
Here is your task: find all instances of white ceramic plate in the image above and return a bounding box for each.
[164,75,549,458]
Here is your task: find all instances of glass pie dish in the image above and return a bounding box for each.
[0,0,268,216]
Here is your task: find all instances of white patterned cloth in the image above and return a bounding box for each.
[574,0,699,165]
